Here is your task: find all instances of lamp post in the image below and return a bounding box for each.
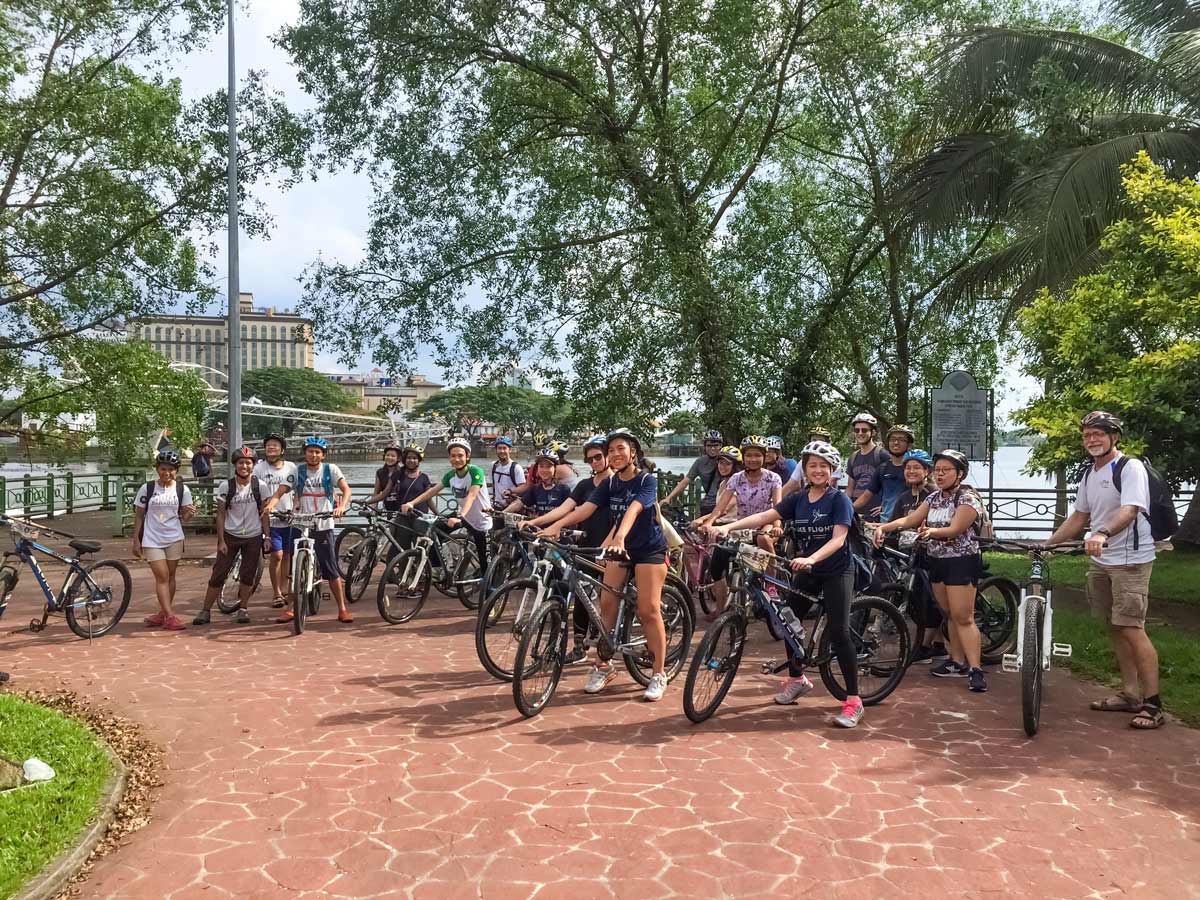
[225,0,242,452]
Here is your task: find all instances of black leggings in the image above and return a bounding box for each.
[787,566,858,696]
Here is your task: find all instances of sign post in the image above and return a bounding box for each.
[929,370,994,507]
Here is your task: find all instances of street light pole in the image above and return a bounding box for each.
[225,0,242,454]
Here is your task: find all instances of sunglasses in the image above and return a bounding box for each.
[853,427,872,433]
[585,454,604,463]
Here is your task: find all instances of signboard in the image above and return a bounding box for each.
[930,370,989,460]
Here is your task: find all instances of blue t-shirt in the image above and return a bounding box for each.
[524,481,571,517]
[877,457,907,522]
[587,472,665,554]
[775,487,854,576]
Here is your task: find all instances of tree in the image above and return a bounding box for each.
[1015,151,1200,544]
[416,386,568,442]
[661,410,704,438]
[241,367,359,438]
[902,0,1200,307]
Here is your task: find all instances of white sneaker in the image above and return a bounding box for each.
[584,664,617,694]
[643,672,668,702]
[833,698,865,728]
[773,675,814,705]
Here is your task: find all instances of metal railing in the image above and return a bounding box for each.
[0,471,144,520]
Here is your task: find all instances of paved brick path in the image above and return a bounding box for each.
[2,560,1199,899]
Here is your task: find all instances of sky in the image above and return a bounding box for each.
[172,1,1038,424]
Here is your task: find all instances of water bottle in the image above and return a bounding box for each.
[777,605,806,646]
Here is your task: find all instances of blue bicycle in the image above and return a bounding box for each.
[0,516,132,639]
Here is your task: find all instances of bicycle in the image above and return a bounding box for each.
[682,542,908,723]
[990,540,1084,736]
[375,512,481,623]
[511,542,696,717]
[214,539,266,614]
[476,513,535,606]
[342,502,411,603]
[271,510,332,635]
[0,516,131,639]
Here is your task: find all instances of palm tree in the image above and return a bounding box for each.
[900,0,1200,311]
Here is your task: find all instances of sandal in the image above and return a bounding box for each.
[1130,705,1166,730]
[1090,692,1142,712]
[271,596,287,609]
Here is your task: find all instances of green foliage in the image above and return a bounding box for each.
[662,410,704,438]
[241,367,359,438]
[1016,151,1200,487]
[416,386,568,440]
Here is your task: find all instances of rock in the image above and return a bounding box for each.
[0,757,20,790]
[22,757,55,783]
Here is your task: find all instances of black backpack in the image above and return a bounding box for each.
[1085,456,1178,546]
[223,476,264,515]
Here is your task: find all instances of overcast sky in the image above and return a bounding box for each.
[173,1,1038,422]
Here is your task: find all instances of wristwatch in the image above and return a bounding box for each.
[1095,528,1111,538]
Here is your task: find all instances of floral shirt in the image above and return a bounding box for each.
[923,488,982,558]
[724,469,782,518]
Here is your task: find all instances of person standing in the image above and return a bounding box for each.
[846,413,887,519]
[662,429,724,515]
[853,424,915,523]
[365,443,433,557]
[402,437,492,571]
[131,449,196,631]
[1046,411,1163,730]
[193,446,272,625]
[253,433,298,609]
[489,437,525,506]
[191,441,214,483]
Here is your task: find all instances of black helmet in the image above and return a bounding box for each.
[156,449,181,468]
[263,432,287,449]
[933,449,969,476]
[383,443,403,458]
[1080,411,1123,435]
[604,428,644,457]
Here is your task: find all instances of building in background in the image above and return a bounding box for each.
[490,362,533,389]
[325,369,444,413]
[129,293,314,388]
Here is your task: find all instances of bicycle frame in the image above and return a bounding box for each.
[1003,549,1073,674]
[727,547,826,670]
[2,532,88,613]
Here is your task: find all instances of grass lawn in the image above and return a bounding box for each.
[984,543,1200,605]
[0,694,111,899]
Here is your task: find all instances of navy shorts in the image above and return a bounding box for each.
[623,546,668,567]
[269,526,296,554]
[313,530,340,581]
[927,553,982,587]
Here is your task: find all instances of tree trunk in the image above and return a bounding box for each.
[1054,464,1069,528]
[1174,489,1200,546]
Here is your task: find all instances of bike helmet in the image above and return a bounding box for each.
[583,433,606,449]
[701,429,723,444]
[1080,410,1123,434]
[765,435,784,451]
[383,443,402,458]
[231,446,256,463]
[534,447,558,466]
[303,435,328,451]
[156,449,180,468]
[887,424,915,443]
[740,434,769,451]
[808,425,832,441]
[548,440,569,459]
[494,436,514,448]
[903,449,934,469]
[446,437,473,457]
[718,446,742,463]
[402,442,425,461]
[851,412,878,428]
[933,449,970,476]
[604,428,643,456]
[263,432,287,449]
[800,440,841,471]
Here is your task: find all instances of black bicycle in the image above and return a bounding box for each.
[682,542,908,723]
[375,512,482,623]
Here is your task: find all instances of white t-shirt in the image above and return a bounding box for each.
[253,459,298,514]
[490,460,525,504]
[1075,453,1155,566]
[296,463,347,532]
[216,477,273,538]
[135,481,194,548]
[442,465,492,532]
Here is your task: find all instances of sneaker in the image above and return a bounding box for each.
[564,645,587,665]
[161,615,187,631]
[192,610,211,626]
[143,611,166,627]
[930,659,967,678]
[774,675,814,705]
[643,672,668,702]
[968,667,988,693]
[834,697,865,728]
[235,608,251,624]
[584,664,618,694]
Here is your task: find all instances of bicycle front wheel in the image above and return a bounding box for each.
[1021,595,1045,736]
[512,600,566,718]
[683,611,747,723]
[621,581,695,687]
[377,549,432,624]
[293,555,312,635]
[818,594,909,706]
[454,538,482,610]
[335,526,366,579]
[476,577,538,682]
[345,537,378,603]
[216,549,244,614]
[64,559,132,639]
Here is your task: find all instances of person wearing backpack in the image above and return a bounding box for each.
[131,449,196,631]
[1047,411,1165,730]
[193,447,272,625]
[489,437,525,506]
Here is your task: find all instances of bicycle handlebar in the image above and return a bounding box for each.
[984,539,1086,555]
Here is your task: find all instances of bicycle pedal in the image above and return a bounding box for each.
[1001,653,1019,673]
[1052,643,1072,658]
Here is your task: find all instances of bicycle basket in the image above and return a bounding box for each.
[736,543,770,574]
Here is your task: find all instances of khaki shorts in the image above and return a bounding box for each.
[1087,560,1152,628]
[143,540,185,562]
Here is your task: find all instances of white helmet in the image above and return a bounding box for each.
[446,437,472,457]
[851,412,878,428]
[800,440,842,471]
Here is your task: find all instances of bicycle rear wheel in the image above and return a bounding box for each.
[977,576,1020,665]
[512,600,566,718]
[345,537,378,603]
[1021,595,1045,736]
[476,577,538,681]
[818,594,909,706]
[64,559,132,638]
[621,582,695,686]
[293,555,312,635]
[683,611,746,723]
[477,546,515,608]
[454,538,481,610]
[377,549,432,624]
[216,549,244,614]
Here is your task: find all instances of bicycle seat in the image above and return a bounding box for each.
[70,539,102,555]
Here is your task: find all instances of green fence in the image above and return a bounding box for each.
[0,471,143,520]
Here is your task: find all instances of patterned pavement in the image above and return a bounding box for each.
[2,559,1199,899]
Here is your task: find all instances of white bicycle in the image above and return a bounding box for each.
[272,510,332,635]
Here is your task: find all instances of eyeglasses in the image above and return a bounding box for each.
[933,466,957,475]
[853,427,872,433]
[585,454,604,463]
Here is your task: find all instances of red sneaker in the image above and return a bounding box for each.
[161,615,187,631]
[143,611,166,627]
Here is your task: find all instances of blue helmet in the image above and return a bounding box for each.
[702,429,722,444]
[494,436,514,447]
[304,436,328,451]
[583,433,606,448]
[903,449,934,469]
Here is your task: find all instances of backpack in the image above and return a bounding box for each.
[954,485,994,540]
[223,476,264,515]
[137,480,187,541]
[192,452,211,478]
[1085,456,1178,546]
[491,460,521,496]
[292,463,334,506]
